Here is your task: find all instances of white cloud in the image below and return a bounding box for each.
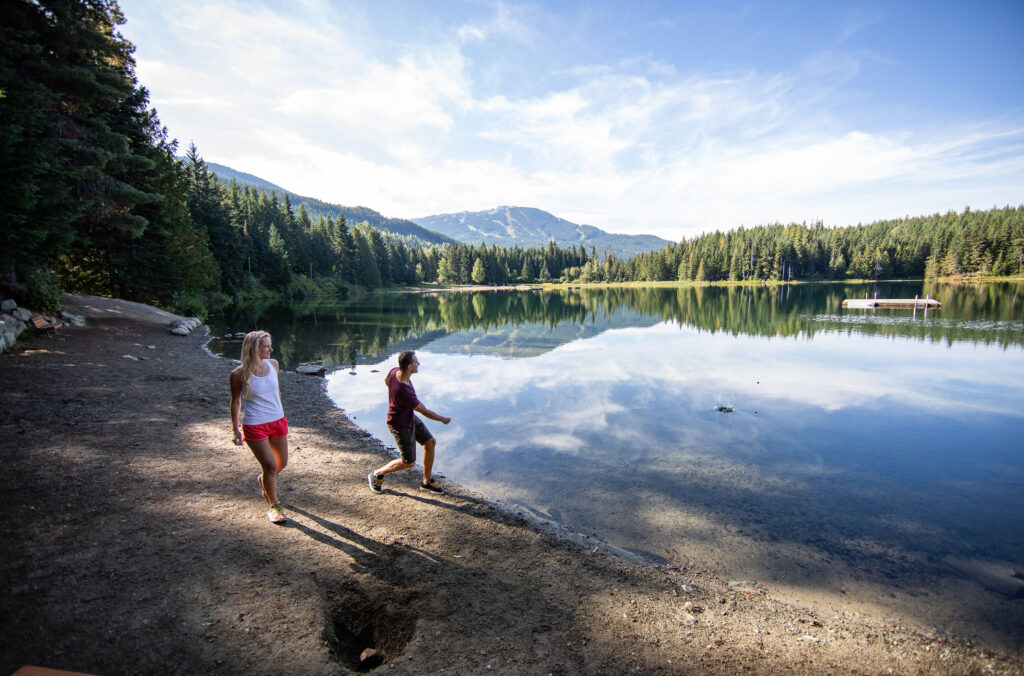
[121,0,1024,241]
[457,1,533,45]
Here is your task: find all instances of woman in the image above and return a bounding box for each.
[230,330,289,523]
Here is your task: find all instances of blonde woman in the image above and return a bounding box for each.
[230,331,289,523]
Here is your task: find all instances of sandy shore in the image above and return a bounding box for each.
[0,294,1019,675]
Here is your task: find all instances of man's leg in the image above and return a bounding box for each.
[375,457,413,477]
[369,425,416,492]
[422,437,436,484]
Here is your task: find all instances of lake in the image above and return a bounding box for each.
[206,281,1024,651]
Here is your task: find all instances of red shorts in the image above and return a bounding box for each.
[243,416,288,441]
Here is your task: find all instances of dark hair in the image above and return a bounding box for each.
[398,351,416,370]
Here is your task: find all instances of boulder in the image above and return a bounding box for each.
[296,363,326,376]
[169,317,203,336]
[12,307,32,322]
[0,315,25,349]
[1,299,16,312]
[58,309,87,327]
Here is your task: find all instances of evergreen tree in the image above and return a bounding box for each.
[184,143,241,292]
[471,257,486,284]
[329,213,355,280]
[352,231,383,288]
[1,0,168,302]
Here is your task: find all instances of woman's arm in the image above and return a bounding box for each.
[229,369,244,445]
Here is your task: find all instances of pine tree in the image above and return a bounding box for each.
[471,258,486,284]
[1,0,168,302]
[353,231,383,288]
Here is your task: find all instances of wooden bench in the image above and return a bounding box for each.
[29,315,64,336]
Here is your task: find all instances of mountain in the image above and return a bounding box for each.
[201,163,669,256]
[203,163,287,193]
[412,206,671,257]
[205,162,455,246]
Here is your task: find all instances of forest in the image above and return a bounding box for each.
[2,1,1022,318]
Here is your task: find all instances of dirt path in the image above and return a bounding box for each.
[1,294,1019,675]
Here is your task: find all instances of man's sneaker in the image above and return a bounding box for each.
[367,471,383,493]
[420,478,445,494]
[267,504,286,523]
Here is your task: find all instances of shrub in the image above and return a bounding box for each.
[169,291,208,321]
[22,266,63,311]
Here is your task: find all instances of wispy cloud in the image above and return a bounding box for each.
[457,1,533,44]
[121,0,1024,240]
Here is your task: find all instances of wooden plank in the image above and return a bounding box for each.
[841,298,941,308]
[13,667,98,676]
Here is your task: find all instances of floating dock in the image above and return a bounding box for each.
[842,297,941,309]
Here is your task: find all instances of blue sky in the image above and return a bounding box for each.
[117,0,1024,240]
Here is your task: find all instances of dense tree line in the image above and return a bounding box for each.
[1,0,219,309]
[1,1,1020,315]
[591,207,1024,284]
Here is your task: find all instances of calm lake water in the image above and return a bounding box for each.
[207,282,1024,648]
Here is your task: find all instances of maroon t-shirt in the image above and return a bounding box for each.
[386,367,419,429]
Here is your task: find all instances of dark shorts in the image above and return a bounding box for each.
[388,416,432,464]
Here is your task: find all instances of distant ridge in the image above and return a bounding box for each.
[201,164,669,256]
[205,162,455,246]
[204,163,287,193]
[413,206,670,258]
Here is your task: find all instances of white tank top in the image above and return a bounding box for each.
[241,362,285,425]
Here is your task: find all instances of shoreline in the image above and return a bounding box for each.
[208,331,649,566]
[1,294,1020,674]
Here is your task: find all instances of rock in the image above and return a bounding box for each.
[942,556,1024,598]
[728,580,760,593]
[169,317,203,336]
[122,354,139,361]
[12,307,32,322]
[682,585,694,593]
[58,310,86,327]
[1,299,16,312]
[358,648,383,669]
[295,363,326,376]
[1,315,24,351]
[682,612,698,625]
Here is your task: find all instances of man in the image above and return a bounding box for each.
[368,350,451,494]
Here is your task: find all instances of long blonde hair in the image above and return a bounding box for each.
[239,330,271,399]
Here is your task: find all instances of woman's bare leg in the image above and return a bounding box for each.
[268,435,289,476]
[246,438,283,505]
